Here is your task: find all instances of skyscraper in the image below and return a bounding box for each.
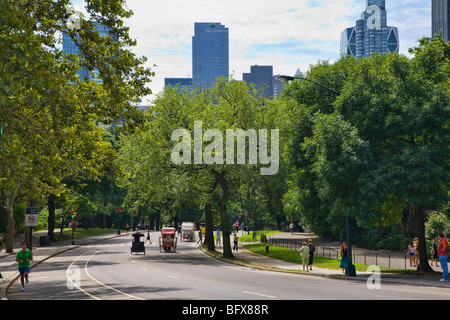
[341,0,399,58]
[192,22,229,89]
[63,21,112,83]
[243,65,274,98]
[432,0,450,42]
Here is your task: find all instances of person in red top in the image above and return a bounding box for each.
[437,232,448,282]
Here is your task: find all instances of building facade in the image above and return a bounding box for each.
[63,21,112,83]
[192,22,229,89]
[432,0,450,42]
[164,78,193,92]
[243,65,274,98]
[341,0,399,58]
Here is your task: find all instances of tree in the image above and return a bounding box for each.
[0,0,153,252]
[282,38,449,273]
[118,78,281,258]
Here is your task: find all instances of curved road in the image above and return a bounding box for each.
[7,233,450,300]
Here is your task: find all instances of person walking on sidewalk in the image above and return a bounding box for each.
[339,242,348,273]
[431,239,440,267]
[215,229,221,247]
[233,233,239,251]
[300,242,310,271]
[16,242,33,291]
[197,228,202,244]
[307,239,315,271]
[437,232,448,282]
[407,241,416,267]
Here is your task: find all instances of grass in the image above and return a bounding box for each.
[244,243,416,273]
[53,228,117,243]
[238,230,284,242]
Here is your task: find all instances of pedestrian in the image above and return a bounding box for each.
[339,242,348,273]
[215,229,221,247]
[290,222,294,234]
[431,239,440,267]
[307,239,315,271]
[407,241,416,267]
[413,237,420,267]
[437,232,448,282]
[300,242,310,271]
[233,233,239,251]
[145,229,152,244]
[197,228,202,244]
[16,242,33,291]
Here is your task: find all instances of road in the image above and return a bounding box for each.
[7,233,450,300]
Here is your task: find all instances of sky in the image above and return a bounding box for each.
[71,0,432,104]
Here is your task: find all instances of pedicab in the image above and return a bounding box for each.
[181,222,195,241]
[131,232,145,255]
[159,227,177,252]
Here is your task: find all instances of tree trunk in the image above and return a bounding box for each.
[204,203,215,251]
[47,195,56,242]
[5,190,15,253]
[212,169,233,258]
[411,203,434,273]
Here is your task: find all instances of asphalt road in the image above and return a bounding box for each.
[7,234,450,300]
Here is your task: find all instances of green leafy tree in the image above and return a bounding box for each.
[282,38,449,273]
[0,0,153,252]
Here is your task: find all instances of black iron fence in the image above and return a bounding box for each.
[266,237,417,270]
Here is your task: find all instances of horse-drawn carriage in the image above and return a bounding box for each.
[180,222,195,241]
[159,227,177,252]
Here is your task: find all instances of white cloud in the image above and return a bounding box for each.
[70,0,432,103]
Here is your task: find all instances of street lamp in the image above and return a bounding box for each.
[279,74,356,277]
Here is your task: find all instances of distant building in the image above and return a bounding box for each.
[243,65,274,98]
[272,75,284,98]
[63,21,113,83]
[164,78,193,92]
[432,0,450,42]
[341,0,399,58]
[192,22,229,89]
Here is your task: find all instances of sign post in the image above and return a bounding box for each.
[115,207,124,234]
[25,207,39,251]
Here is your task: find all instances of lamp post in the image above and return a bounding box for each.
[279,75,356,277]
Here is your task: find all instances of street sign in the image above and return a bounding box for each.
[115,206,124,213]
[25,207,38,227]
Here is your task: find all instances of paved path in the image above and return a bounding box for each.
[1,230,449,300]
[205,231,450,289]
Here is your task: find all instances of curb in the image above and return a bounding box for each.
[197,244,450,289]
[0,233,126,300]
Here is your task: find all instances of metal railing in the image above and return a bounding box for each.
[266,238,416,270]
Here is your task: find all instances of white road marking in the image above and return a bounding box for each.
[242,291,277,299]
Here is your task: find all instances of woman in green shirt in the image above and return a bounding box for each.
[16,242,33,291]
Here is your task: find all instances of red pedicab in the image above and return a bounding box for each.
[159,227,177,253]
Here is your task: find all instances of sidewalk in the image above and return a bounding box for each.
[202,231,450,289]
[0,230,125,300]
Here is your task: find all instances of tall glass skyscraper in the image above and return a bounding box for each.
[432,0,450,42]
[63,21,112,83]
[192,22,229,89]
[341,0,399,58]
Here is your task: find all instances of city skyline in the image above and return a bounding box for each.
[70,0,431,103]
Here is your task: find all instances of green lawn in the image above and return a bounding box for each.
[244,243,413,273]
[238,230,284,242]
[53,228,117,243]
